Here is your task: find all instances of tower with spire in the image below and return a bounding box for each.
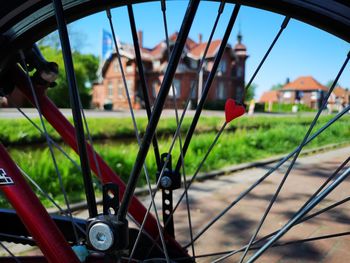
[232,30,248,102]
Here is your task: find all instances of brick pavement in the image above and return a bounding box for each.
[141,146,350,262]
[4,147,349,262]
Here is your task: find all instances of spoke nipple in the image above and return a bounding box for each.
[281,16,290,29]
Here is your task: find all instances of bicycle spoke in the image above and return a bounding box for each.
[187,0,226,108]
[0,241,20,263]
[145,4,241,250]
[174,3,241,174]
[117,0,200,222]
[79,103,103,183]
[17,166,87,236]
[10,102,87,235]
[202,197,350,261]
[127,4,162,169]
[194,230,350,261]
[247,164,350,262]
[19,51,79,244]
[106,9,170,261]
[186,103,350,247]
[124,3,225,251]
[165,122,227,248]
[244,16,290,92]
[161,0,195,256]
[52,0,98,218]
[13,104,81,171]
[239,51,350,263]
[212,155,350,262]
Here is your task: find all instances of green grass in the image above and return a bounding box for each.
[0,114,343,145]
[3,114,349,208]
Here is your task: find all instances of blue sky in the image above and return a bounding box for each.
[71,1,349,99]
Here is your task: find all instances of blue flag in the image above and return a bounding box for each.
[102,29,113,60]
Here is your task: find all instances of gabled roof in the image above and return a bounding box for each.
[168,32,197,49]
[101,32,246,76]
[188,40,223,59]
[333,86,348,98]
[259,90,280,103]
[281,76,328,92]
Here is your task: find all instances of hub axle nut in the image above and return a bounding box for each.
[88,222,114,251]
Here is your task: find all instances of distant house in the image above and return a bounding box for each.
[259,76,349,111]
[259,90,280,111]
[332,86,349,105]
[92,31,248,110]
[279,76,328,109]
[259,90,280,104]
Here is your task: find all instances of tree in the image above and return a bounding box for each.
[325,79,340,89]
[245,83,256,101]
[37,30,98,108]
[271,83,283,90]
[38,45,99,108]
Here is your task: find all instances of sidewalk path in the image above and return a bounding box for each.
[8,146,348,261]
[141,146,350,262]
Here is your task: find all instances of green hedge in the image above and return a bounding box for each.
[265,103,316,112]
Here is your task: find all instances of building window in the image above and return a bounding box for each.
[190,80,197,99]
[153,60,160,69]
[236,66,243,78]
[126,61,133,73]
[296,91,304,101]
[218,60,227,73]
[190,59,198,69]
[152,81,159,97]
[126,80,134,97]
[283,91,292,98]
[235,86,243,102]
[311,91,317,100]
[117,82,123,97]
[108,81,113,97]
[217,82,225,99]
[169,79,181,98]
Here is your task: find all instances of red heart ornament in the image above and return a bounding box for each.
[225,98,245,123]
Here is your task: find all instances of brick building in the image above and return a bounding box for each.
[92,31,248,110]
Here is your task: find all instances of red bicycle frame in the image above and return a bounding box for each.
[0,66,188,261]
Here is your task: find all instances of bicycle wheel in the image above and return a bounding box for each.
[0,0,349,262]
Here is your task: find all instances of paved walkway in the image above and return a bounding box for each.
[145,146,349,262]
[5,147,349,262]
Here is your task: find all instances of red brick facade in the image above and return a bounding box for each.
[92,32,248,110]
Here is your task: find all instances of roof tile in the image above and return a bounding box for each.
[282,76,328,91]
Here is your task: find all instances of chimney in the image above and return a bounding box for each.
[198,33,202,44]
[286,77,290,84]
[137,30,143,48]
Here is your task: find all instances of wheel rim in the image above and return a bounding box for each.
[0,1,349,262]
